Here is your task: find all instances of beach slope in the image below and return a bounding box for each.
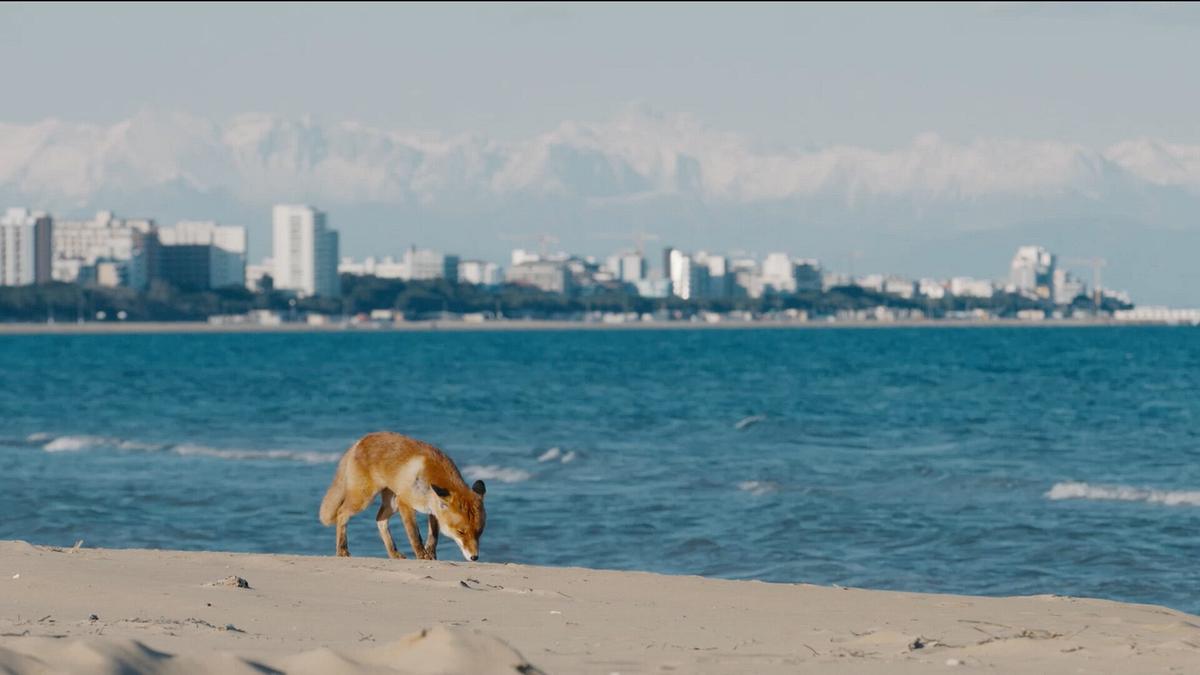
[1,540,1197,673]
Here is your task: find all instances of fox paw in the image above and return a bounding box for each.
[417,549,437,560]
[336,549,350,557]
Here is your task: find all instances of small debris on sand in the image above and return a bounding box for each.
[206,575,251,589]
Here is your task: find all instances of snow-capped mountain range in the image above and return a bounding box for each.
[3,105,1199,304]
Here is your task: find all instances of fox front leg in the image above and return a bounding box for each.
[397,503,433,560]
[425,514,440,560]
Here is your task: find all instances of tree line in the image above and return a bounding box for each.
[0,275,1130,323]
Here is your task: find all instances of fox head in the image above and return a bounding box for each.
[431,480,487,561]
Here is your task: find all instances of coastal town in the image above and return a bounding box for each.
[1,204,1196,327]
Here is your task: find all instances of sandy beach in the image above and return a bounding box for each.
[2,541,1198,674]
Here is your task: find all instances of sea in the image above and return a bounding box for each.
[3,326,1200,614]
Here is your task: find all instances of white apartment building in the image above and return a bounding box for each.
[949,277,995,298]
[272,205,339,297]
[405,247,458,283]
[52,211,156,289]
[761,252,796,293]
[729,258,763,298]
[158,221,247,289]
[619,252,647,283]
[854,274,886,293]
[1010,245,1055,298]
[883,277,917,299]
[506,260,571,294]
[458,259,501,286]
[0,208,52,286]
[511,248,541,266]
[918,278,947,300]
[246,259,273,292]
[668,248,695,300]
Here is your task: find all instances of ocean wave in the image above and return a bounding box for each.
[737,480,779,496]
[41,435,115,452]
[33,433,339,464]
[537,447,577,464]
[463,464,532,484]
[1046,481,1200,507]
[171,444,341,464]
[735,415,766,430]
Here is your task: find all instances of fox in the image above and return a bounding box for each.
[318,431,486,561]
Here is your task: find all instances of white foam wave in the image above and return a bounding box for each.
[171,444,341,464]
[537,447,577,464]
[42,435,113,452]
[1046,481,1200,507]
[34,433,340,464]
[735,415,766,430]
[464,464,532,484]
[737,480,779,496]
[117,440,164,451]
[26,432,52,442]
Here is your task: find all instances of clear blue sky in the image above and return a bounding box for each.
[2,2,1198,147]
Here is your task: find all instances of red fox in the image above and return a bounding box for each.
[319,432,486,561]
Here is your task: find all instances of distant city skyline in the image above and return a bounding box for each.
[3,4,1200,304]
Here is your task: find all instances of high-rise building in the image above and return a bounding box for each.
[272,205,339,297]
[1010,246,1055,299]
[0,208,52,286]
[668,248,693,299]
[158,221,247,289]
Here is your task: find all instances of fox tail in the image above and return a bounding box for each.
[319,454,350,526]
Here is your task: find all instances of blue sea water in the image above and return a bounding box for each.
[3,327,1200,614]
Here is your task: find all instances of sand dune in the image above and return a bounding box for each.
[2,540,1199,673]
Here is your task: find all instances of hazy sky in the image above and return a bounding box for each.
[3,2,1199,147]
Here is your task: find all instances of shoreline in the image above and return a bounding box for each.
[2,540,1199,673]
[0,317,1183,335]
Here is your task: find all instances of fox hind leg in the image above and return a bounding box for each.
[375,489,406,559]
[334,485,375,557]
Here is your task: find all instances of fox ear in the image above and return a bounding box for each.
[472,480,486,497]
[431,484,451,498]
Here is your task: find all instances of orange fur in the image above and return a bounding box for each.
[319,432,486,561]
